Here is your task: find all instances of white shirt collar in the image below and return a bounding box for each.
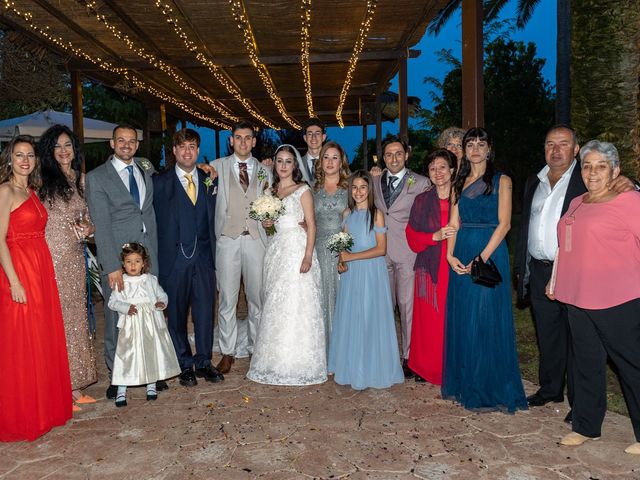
[175,164,197,178]
[537,159,576,186]
[111,155,135,172]
[387,168,407,182]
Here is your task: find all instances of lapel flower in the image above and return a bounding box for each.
[138,158,153,172]
[203,177,214,194]
[406,174,416,188]
[257,167,267,184]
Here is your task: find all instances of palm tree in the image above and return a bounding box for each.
[428,0,571,124]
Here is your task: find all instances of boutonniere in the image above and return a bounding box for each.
[203,177,215,194]
[257,168,267,183]
[138,159,153,172]
[407,175,416,188]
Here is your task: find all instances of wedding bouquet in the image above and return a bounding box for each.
[249,193,285,236]
[326,232,354,255]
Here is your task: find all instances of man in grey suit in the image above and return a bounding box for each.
[210,120,272,374]
[86,124,159,399]
[372,136,430,379]
[299,118,326,187]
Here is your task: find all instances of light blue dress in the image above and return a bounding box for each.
[328,208,404,390]
[313,187,348,350]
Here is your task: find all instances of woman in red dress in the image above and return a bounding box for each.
[0,135,72,442]
[405,149,457,384]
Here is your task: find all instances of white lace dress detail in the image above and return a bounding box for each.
[247,185,327,385]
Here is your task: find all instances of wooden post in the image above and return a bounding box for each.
[362,124,368,171]
[215,128,220,159]
[70,71,85,170]
[181,118,187,129]
[398,56,408,142]
[461,0,484,129]
[375,92,382,164]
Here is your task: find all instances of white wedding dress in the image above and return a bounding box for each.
[247,185,327,386]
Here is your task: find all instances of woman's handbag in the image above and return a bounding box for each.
[470,254,502,288]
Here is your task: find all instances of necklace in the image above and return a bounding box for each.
[11,179,29,194]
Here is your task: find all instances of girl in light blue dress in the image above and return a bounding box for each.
[328,170,404,390]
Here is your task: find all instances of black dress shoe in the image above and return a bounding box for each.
[106,384,118,399]
[156,380,168,391]
[195,365,225,383]
[414,374,426,383]
[564,410,573,424]
[527,392,564,407]
[402,359,415,379]
[147,393,158,401]
[179,368,197,387]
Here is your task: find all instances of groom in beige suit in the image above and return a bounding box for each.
[210,121,272,373]
[372,136,430,378]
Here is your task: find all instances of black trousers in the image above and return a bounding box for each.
[529,258,573,403]
[568,298,640,440]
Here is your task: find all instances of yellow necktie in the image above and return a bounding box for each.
[185,173,196,205]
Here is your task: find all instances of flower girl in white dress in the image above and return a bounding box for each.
[108,243,181,406]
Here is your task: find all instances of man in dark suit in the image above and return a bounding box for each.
[153,128,223,387]
[515,124,634,420]
[86,124,161,399]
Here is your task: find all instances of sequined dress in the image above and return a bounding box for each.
[313,187,348,348]
[44,186,97,390]
[0,190,72,441]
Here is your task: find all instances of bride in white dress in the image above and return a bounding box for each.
[246,144,327,386]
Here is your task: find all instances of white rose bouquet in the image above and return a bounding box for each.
[326,232,354,255]
[249,193,285,236]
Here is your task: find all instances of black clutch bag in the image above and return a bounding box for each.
[470,254,502,288]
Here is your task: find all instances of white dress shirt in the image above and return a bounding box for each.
[175,164,199,202]
[386,168,407,190]
[527,160,576,261]
[111,155,146,208]
[232,154,254,184]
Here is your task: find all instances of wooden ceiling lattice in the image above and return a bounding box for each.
[1,0,448,129]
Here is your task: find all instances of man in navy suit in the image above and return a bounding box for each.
[154,128,223,386]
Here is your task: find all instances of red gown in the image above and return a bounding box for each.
[0,190,72,442]
[406,198,450,385]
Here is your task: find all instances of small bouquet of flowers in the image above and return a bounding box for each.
[249,193,285,236]
[326,232,354,255]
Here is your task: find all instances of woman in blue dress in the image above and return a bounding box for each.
[328,170,404,390]
[442,127,527,413]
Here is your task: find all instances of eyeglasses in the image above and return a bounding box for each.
[446,142,462,149]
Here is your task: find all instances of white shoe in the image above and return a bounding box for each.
[625,442,640,454]
[560,432,600,446]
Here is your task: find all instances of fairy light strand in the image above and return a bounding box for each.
[80,0,238,122]
[2,0,230,129]
[154,0,280,130]
[300,0,314,118]
[336,0,378,128]
[229,0,300,129]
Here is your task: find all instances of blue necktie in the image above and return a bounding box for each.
[126,165,140,207]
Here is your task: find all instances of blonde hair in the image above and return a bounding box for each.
[314,141,350,191]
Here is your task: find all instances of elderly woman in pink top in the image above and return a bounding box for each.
[547,140,640,454]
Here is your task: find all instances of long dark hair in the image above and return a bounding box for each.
[347,170,376,231]
[0,135,41,188]
[38,125,84,205]
[271,144,304,194]
[452,127,495,203]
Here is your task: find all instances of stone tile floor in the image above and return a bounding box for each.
[2,302,639,479]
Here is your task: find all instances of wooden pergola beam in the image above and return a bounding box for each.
[461,0,484,129]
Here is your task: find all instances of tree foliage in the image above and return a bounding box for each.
[0,30,70,118]
[420,34,554,207]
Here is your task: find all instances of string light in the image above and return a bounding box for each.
[154,0,280,130]
[300,0,314,118]
[336,0,378,128]
[229,0,300,129]
[80,0,238,122]
[2,0,230,129]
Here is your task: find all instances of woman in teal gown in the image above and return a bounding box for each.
[442,127,527,413]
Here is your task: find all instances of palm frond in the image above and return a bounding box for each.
[516,0,542,28]
[483,0,510,23]
[427,0,462,35]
